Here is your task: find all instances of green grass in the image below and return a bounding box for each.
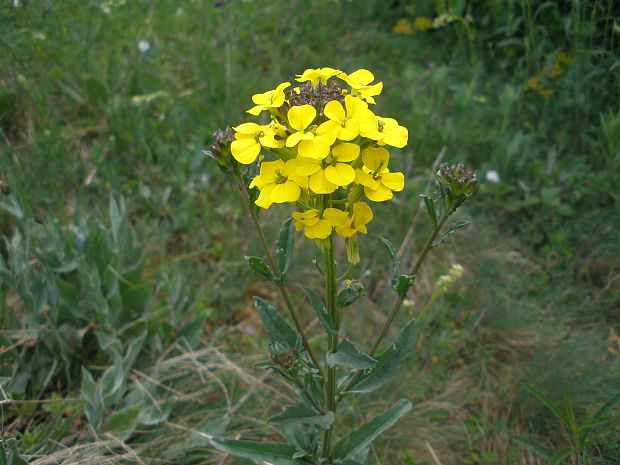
[1,0,619,463]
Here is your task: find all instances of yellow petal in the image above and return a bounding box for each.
[234,122,261,134]
[298,137,330,159]
[338,119,360,141]
[364,184,393,202]
[335,220,355,238]
[296,158,322,176]
[286,131,305,147]
[352,202,374,224]
[231,138,260,164]
[332,143,360,162]
[324,100,345,122]
[255,185,275,209]
[309,171,337,194]
[354,169,379,189]
[379,172,405,192]
[325,163,355,186]
[316,120,341,145]
[382,125,409,148]
[347,69,374,87]
[323,208,349,227]
[344,95,369,118]
[362,147,390,172]
[288,105,316,131]
[305,219,332,239]
[271,181,300,203]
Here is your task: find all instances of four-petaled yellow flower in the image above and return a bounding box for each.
[249,159,307,209]
[360,116,408,148]
[296,142,360,194]
[231,123,285,164]
[323,95,374,141]
[339,69,383,104]
[354,147,405,202]
[247,82,290,116]
[285,105,339,159]
[335,202,374,237]
[293,208,349,239]
[296,67,342,86]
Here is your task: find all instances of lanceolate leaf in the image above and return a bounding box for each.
[332,399,412,460]
[420,194,437,228]
[548,448,574,465]
[245,256,275,280]
[380,237,400,288]
[210,438,308,465]
[276,218,296,277]
[255,298,298,349]
[326,340,377,370]
[431,220,470,248]
[268,404,335,429]
[511,436,553,460]
[302,286,337,335]
[347,320,416,393]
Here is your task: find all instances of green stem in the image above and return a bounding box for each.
[337,214,447,401]
[236,176,325,380]
[322,231,338,458]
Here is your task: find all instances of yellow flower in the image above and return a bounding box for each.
[231,122,284,164]
[339,69,383,104]
[296,142,360,194]
[335,202,374,237]
[323,95,374,141]
[359,115,408,148]
[247,82,290,116]
[249,159,307,209]
[285,105,339,159]
[354,147,405,202]
[295,67,342,86]
[293,208,348,239]
[393,18,413,34]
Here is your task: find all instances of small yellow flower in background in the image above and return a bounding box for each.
[335,202,374,237]
[231,123,284,164]
[339,69,383,104]
[354,147,405,202]
[293,208,348,239]
[413,16,434,31]
[247,82,290,116]
[393,18,413,34]
[296,67,342,86]
[249,159,307,209]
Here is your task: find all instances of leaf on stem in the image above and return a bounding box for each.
[210,438,307,465]
[332,399,412,460]
[347,320,416,393]
[336,281,364,309]
[276,218,296,277]
[431,220,470,248]
[302,286,337,335]
[269,404,335,429]
[245,256,276,280]
[255,298,298,349]
[420,194,436,228]
[326,340,377,370]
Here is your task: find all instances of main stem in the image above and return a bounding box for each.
[236,176,324,379]
[322,200,339,458]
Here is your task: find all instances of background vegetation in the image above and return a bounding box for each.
[1,0,619,463]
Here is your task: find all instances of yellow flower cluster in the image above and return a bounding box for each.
[231,68,408,242]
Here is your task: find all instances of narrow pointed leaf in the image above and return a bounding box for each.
[303,286,337,335]
[210,438,307,465]
[380,237,400,287]
[524,385,569,428]
[245,256,275,280]
[593,391,620,419]
[269,404,335,429]
[327,340,377,370]
[255,298,298,349]
[276,218,295,276]
[511,436,552,459]
[431,220,470,248]
[549,448,574,465]
[420,194,436,228]
[348,320,416,393]
[332,399,412,459]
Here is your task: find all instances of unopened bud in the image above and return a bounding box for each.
[438,162,477,196]
[204,127,236,173]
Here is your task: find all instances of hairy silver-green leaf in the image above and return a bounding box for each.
[431,220,470,248]
[326,340,377,370]
[276,218,295,276]
[302,286,337,335]
[255,298,298,349]
[269,404,335,429]
[210,438,307,465]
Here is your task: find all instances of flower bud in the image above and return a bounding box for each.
[204,127,237,174]
[438,162,477,197]
[345,235,360,264]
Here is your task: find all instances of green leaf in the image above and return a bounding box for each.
[332,399,412,460]
[0,194,23,219]
[348,320,416,393]
[210,438,307,465]
[431,220,470,248]
[268,404,335,429]
[592,391,620,419]
[327,340,377,370]
[302,286,337,335]
[511,436,552,460]
[380,237,400,289]
[104,405,140,442]
[336,281,364,309]
[255,298,298,349]
[395,274,416,299]
[6,439,28,465]
[245,256,275,280]
[548,448,574,465]
[524,385,570,429]
[420,194,436,228]
[276,218,295,277]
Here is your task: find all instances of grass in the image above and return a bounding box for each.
[1,0,619,463]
